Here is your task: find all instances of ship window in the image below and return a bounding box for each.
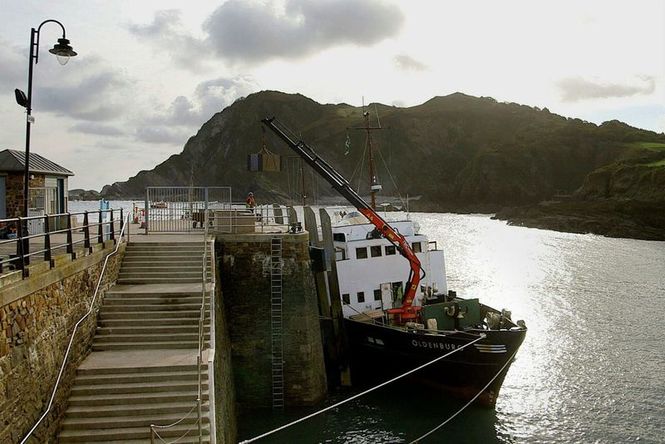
[357,292,365,303]
[333,233,346,242]
[385,245,396,255]
[356,247,368,259]
[374,289,382,301]
[342,293,350,305]
[370,246,382,257]
[412,242,422,253]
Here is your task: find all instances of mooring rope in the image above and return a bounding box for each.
[409,347,521,443]
[239,333,486,444]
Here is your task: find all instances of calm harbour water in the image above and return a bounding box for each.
[74,202,664,443]
[241,213,665,444]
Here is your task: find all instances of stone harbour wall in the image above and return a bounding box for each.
[218,232,327,410]
[0,242,124,443]
[211,250,237,444]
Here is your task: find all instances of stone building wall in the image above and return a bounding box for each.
[218,232,327,410]
[0,242,124,443]
[3,173,46,218]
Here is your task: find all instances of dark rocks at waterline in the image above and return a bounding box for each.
[494,199,665,241]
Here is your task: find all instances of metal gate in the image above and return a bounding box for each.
[145,186,232,233]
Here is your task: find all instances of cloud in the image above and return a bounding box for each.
[127,10,208,71]
[148,75,259,127]
[0,39,25,90]
[70,122,125,136]
[38,69,132,121]
[129,1,404,67]
[394,54,427,71]
[135,127,190,144]
[557,76,656,102]
[205,0,404,62]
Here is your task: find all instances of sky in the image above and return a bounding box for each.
[1,0,664,190]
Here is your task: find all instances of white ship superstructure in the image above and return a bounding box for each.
[332,213,447,318]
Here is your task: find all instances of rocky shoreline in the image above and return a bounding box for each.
[493,199,665,241]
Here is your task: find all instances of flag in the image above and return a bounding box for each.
[344,134,351,156]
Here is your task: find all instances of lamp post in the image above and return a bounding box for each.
[15,19,76,268]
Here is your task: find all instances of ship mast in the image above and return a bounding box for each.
[351,100,383,209]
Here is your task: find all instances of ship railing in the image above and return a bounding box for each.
[149,211,216,444]
[19,212,130,444]
[208,203,299,234]
[0,208,125,279]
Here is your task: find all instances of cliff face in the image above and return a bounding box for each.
[100,91,665,221]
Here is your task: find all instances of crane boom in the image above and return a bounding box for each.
[261,117,422,310]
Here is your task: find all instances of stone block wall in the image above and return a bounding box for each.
[0,243,124,443]
[3,173,45,218]
[212,255,237,444]
[218,233,327,410]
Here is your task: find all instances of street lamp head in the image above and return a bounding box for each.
[48,37,77,65]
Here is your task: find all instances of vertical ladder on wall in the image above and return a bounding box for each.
[270,237,285,409]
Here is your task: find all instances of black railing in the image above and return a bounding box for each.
[0,209,124,278]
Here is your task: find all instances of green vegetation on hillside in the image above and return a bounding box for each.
[99,91,665,239]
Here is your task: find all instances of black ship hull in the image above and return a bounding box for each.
[344,319,526,406]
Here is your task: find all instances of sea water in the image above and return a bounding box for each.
[240,213,665,443]
[74,202,664,442]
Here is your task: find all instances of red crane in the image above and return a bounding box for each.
[261,117,423,312]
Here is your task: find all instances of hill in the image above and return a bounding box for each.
[100,91,665,239]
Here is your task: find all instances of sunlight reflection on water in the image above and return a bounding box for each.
[412,213,665,443]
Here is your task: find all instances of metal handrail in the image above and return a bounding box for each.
[19,212,130,444]
[0,208,123,276]
[150,212,211,444]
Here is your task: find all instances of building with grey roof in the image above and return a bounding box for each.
[0,149,74,219]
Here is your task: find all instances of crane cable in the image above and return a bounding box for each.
[238,333,486,444]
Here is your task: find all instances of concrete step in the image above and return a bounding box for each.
[70,380,208,396]
[61,411,208,430]
[105,290,203,298]
[99,311,200,320]
[96,325,200,335]
[76,363,208,375]
[94,333,209,343]
[118,270,203,278]
[74,370,206,386]
[125,243,204,249]
[98,318,208,327]
[123,249,204,256]
[92,341,203,351]
[117,277,203,284]
[66,400,209,419]
[120,256,204,263]
[59,423,210,442]
[68,390,208,406]
[61,435,210,444]
[103,297,206,305]
[119,264,207,271]
[101,303,203,312]
[77,363,204,376]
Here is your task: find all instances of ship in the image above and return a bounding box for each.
[262,114,526,407]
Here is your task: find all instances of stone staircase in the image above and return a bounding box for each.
[59,239,213,443]
[118,242,208,284]
[93,287,210,351]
